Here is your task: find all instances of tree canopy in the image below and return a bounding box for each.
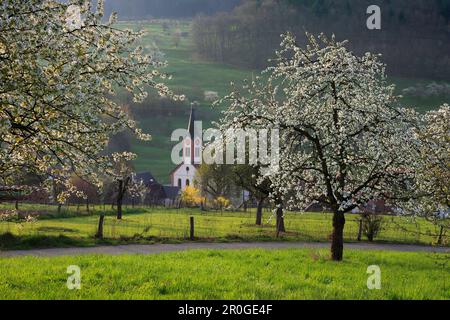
[218,33,421,260]
[0,0,181,199]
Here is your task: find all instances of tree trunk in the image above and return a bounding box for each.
[331,212,346,261]
[15,200,19,211]
[86,198,90,213]
[190,216,195,241]
[256,198,264,226]
[276,206,285,237]
[200,200,206,212]
[357,219,363,241]
[117,180,123,220]
[95,214,105,239]
[117,200,123,220]
[437,225,445,245]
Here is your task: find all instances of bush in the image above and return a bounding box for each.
[213,196,231,211]
[359,213,385,242]
[180,186,204,208]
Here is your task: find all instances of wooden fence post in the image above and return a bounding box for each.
[357,219,363,241]
[437,225,444,245]
[190,216,195,241]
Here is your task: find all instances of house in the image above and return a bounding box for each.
[169,106,202,190]
[132,172,180,207]
[148,184,181,207]
[0,186,25,202]
[304,195,332,212]
[134,172,158,188]
[304,201,331,213]
[351,199,394,215]
[304,198,394,214]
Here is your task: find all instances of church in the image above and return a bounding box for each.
[169,106,202,190]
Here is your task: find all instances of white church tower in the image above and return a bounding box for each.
[170,106,202,190]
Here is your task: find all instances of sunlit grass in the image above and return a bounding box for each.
[0,249,448,300]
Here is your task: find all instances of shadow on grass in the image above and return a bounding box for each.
[1,231,446,251]
[0,232,96,250]
[38,207,150,220]
[36,226,78,233]
[0,232,185,251]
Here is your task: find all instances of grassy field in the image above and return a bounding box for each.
[113,20,449,183]
[0,204,446,250]
[0,249,448,300]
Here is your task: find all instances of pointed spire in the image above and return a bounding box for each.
[187,103,196,140]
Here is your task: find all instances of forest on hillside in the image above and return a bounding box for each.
[192,0,450,79]
[103,0,243,19]
[100,0,450,79]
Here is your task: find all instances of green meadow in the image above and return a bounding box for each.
[0,204,446,250]
[0,249,448,300]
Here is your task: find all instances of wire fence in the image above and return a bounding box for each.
[0,203,447,247]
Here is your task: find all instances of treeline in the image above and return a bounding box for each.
[192,0,450,79]
[104,0,243,19]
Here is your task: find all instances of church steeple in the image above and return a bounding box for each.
[187,104,196,140]
[183,104,202,165]
[172,106,202,190]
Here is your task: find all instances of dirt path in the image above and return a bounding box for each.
[1,242,448,258]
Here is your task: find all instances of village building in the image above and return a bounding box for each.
[131,172,180,207]
[169,106,202,190]
[0,186,25,202]
[304,198,395,215]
